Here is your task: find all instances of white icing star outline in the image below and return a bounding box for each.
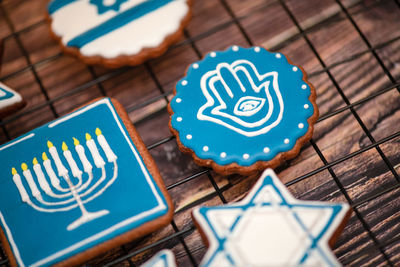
[89,0,128,14]
[193,169,350,267]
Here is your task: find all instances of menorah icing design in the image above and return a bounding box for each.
[197,60,284,137]
[193,169,350,267]
[170,46,317,170]
[0,98,170,267]
[11,128,117,231]
[48,0,190,58]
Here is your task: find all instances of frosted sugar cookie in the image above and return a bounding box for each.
[169,46,318,175]
[0,98,173,266]
[193,169,351,266]
[47,0,191,68]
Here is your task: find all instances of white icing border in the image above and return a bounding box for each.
[0,98,167,267]
[197,60,284,137]
[0,82,23,110]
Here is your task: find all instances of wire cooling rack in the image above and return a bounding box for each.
[0,0,399,266]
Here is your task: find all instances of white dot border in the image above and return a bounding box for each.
[177,47,314,165]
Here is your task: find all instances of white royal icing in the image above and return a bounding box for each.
[1,98,170,267]
[0,82,23,110]
[50,0,189,58]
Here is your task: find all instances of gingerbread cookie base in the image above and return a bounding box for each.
[168,46,319,176]
[0,98,173,267]
[192,169,351,266]
[141,249,177,267]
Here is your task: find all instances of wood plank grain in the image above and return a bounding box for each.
[0,0,399,266]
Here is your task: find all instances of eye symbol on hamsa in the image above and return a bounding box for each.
[197,60,284,137]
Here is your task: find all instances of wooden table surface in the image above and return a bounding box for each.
[0,0,399,266]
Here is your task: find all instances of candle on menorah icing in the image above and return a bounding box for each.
[47,141,68,177]
[21,163,41,198]
[73,137,92,173]
[11,167,29,203]
[95,128,117,162]
[62,141,82,178]
[86,133,105,168]
[42,152,61,188]
[32,157,51,194]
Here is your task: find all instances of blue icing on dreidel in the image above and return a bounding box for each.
[66,0,175,48]
[197,60,283,136]
[0,98,171,266]
[141,250,177,267]
[192,169,350,267]
[169,46,318,173]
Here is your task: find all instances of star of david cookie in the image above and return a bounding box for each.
[47,0,192,68]
[192,169,351,267]
[168,46,318,175]
[141,250,176,267]
[0,98,173,266]
[0,82,26,118]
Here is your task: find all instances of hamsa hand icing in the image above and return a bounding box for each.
[198,60,283,137]
[169,46,318,174]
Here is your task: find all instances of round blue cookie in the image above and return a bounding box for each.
[168,46,318,175]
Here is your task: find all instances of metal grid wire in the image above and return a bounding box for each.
[0,0,399,266]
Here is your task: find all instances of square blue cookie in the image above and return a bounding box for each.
[0,98,173,267]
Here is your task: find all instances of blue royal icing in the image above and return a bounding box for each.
[0,82,23,111]
[0,98,170,267]
[48,0,190,58]
[0,86,14,101]
[193,169,349,266]
[67,0,173,48]
[170,46,316,167]
[141,249,176,267]
[89,0,129,14]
